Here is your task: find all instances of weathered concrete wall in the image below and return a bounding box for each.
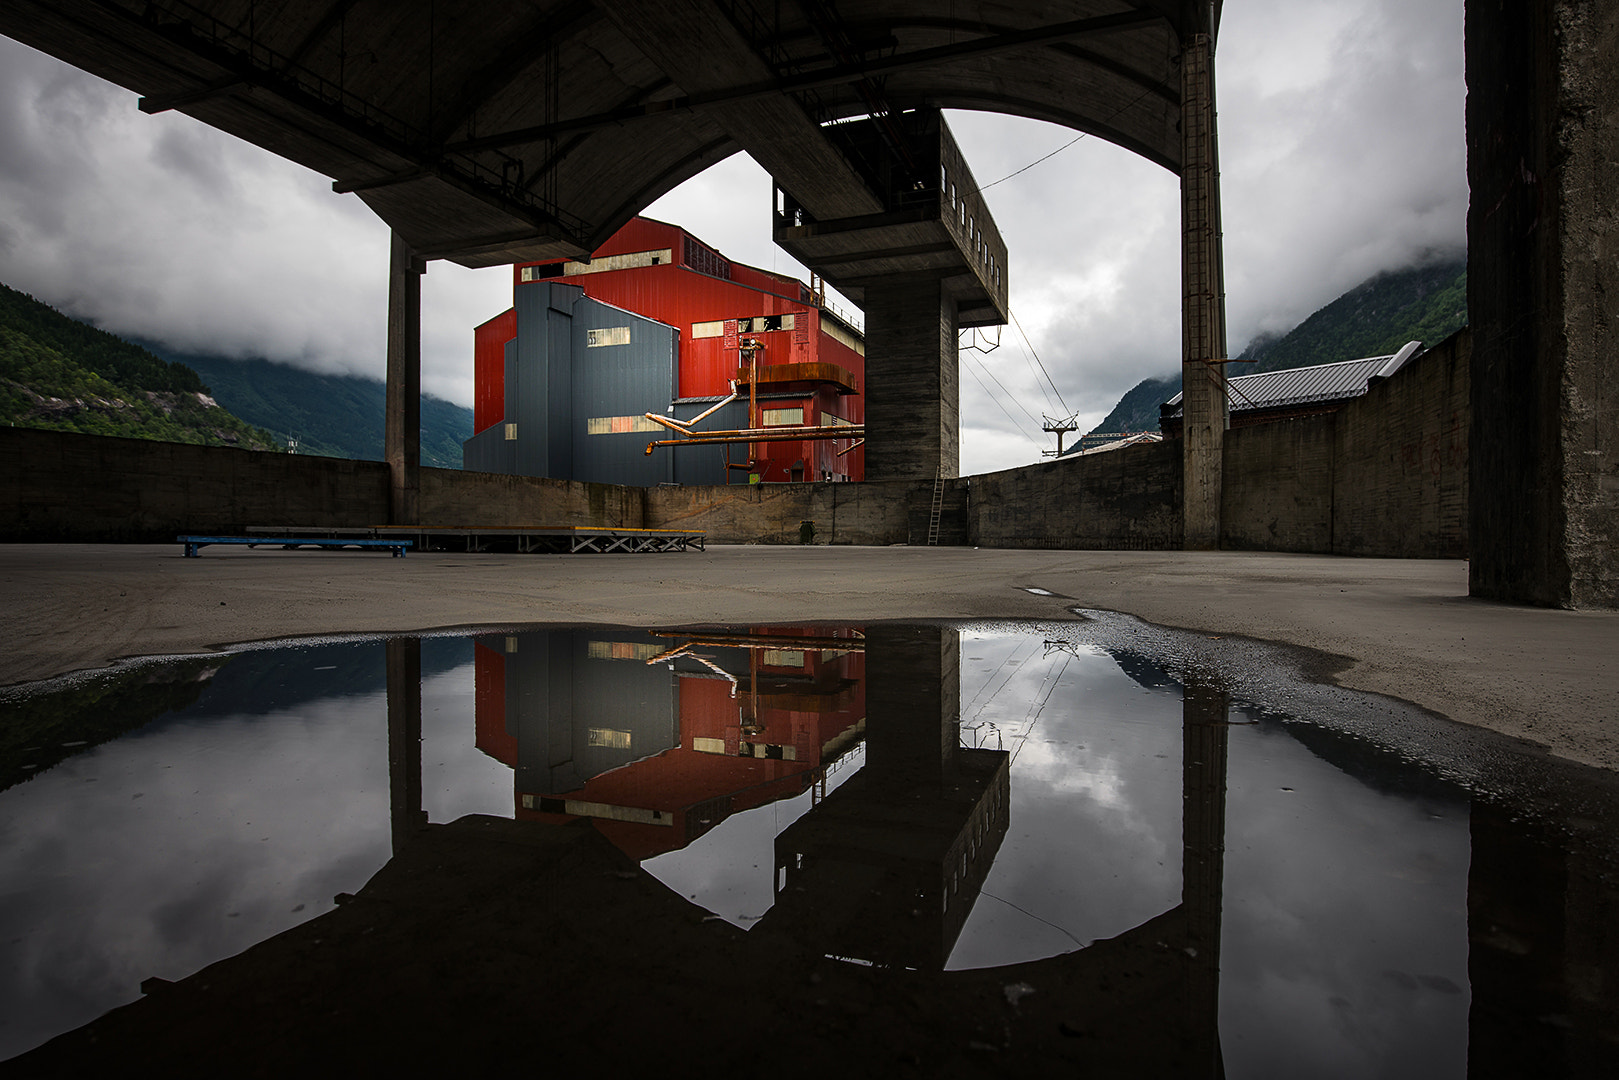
[0,333,1472,555]
[0,427,389,541]
[903,485,970,546]
[423,468,642,529]
[0,428,641,541]
[1221,416,1337,554]
[1466,0,1619,607]
[1220,329,1470,559]
[643,480,915,545]
[968,439,1183,550]
[1332,328,1470,558]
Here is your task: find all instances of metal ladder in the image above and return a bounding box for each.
[926,473,945,546]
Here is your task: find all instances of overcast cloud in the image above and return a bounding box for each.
[0,0,1464,474]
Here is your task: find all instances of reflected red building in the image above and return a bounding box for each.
[474,628,866,860]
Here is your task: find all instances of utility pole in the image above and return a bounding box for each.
[1041,414,1079,457]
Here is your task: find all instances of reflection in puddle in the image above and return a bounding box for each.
[1,621,1614,1074]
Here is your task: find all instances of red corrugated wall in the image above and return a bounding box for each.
[501,217,867,479]
[473,309,517,434]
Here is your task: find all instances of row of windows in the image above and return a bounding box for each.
[940,163,1004,292]
[691,313,798,339]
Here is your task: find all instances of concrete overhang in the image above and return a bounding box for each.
[0,1,1199,269]
[774,111,1010,328]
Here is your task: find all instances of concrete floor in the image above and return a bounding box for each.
[4,543,1617,770]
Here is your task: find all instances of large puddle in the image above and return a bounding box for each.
[2,617,1616,1074]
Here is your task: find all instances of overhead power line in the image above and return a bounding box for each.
[1011,309,1071,417]
[960,356,1046,452]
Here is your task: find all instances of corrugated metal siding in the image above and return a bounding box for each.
[671,399,749,485]
[570,299,676,487]
[473,309,516,433]
[484,216,868,483]
[508,631,679,797]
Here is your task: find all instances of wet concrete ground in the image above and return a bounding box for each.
[3,544,1617,770]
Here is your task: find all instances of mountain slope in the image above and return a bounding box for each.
[1236,258,1466,374]
[170,352,473,469]
[1088,258,1469,438]
[0,283,280,450]
[1090,374,1180,436]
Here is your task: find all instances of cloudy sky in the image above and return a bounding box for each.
[0,0,1465,475]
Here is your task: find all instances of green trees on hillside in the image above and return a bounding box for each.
[0,284,280,450]
[0,283,206,394]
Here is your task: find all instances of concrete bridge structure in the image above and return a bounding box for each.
[0,1,1613,607]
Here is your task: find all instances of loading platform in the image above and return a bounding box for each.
[244,525,704,554]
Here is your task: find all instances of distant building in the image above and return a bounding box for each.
[464,217,866,485]
[1159,342,1424,437]
[1056,431,1164,458]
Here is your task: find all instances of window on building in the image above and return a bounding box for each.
[587,728,633,750]
[586,326,631,347]
[762,407,804,426]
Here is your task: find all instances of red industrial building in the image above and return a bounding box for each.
[472,628,868,862]
[466,217,867,485]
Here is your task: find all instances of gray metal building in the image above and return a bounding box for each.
[464,281,697,486]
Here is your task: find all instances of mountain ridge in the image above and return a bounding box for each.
[0,282,281,451]
[1088,257,1467,438]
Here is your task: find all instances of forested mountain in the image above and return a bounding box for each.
[1088,374,1180,437]
[1088,258,1468,438]
[0,283,280,450]
[167,352,473,469]
[1233,258,1466,374]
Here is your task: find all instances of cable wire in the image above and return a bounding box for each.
[961,354,1047,451]
[1011,309,1071,418]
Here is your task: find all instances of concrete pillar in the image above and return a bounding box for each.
[386,636,426,854]
[386,231,425,526]
[1181,675,1229,1079]
[862,624,960,784]
[1179,28,1229,550]
[862,280,960,481]
[1466,0,1619,608]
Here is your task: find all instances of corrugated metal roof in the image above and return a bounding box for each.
[1057,431,1163,458]
[1162,342,1423,418]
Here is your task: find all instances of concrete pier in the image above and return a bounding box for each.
[1466,0,1619,608]
[1178,25,1230,551]
[862,280,961,482]
[385,232,424,526]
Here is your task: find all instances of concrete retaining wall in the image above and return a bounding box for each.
[1220,328,1470,559]
[642,480,916,545]
[1330,328,1469,558]
[0,331,1469,555]
[968,438,1183,550]
[0,427,641,541]
[424,468,642,529]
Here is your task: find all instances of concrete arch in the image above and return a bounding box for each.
[0,1,1204,265]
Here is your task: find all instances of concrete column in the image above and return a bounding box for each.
[386,636,426,854]
[1466,0,1619,608]
[1181,675,1229,1079]
[862,624,960,784]
[862,280,960,481]
[1179,28,1229,550]
[386,231,425,525]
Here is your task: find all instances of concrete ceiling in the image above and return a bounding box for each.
[0,1,1219,267]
